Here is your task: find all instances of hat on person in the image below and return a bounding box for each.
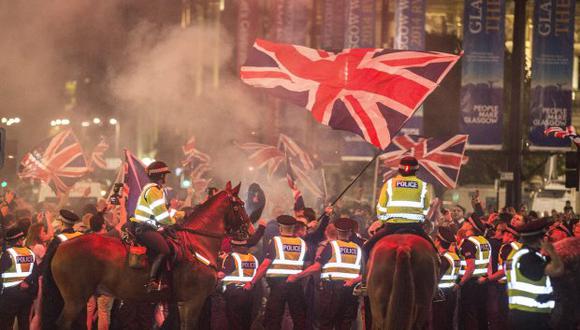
[399,156,420,171]
[516,217,553,237]
[4,225,24,241]
[276,215,297,226]
[467,215,486,233]
[59,209,80,225]
[146,161,171,176]
[334,218,356,232]
[437,226,456,244]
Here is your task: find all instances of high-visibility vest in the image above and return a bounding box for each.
[266,236,306,277]
[132,183,174,227]
[222,252,258,285]
[1,247,35,288]
[321,240,362,281]
[505,247,554,313]
[439,251,461,288]
[376,175,430,223]
[459,236,491,277]
[57,231,84,242]
[498,241,522,283]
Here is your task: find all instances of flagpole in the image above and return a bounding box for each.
[371,154,380,208]
[328,152,381,208]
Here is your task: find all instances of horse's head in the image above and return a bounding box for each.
[221,181,252,238]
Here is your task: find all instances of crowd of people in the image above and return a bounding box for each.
[0,160,579,329]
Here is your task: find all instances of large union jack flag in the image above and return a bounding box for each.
[241,39,461,150]
[380,135,469,189]
[18,130,90,193]
[89,137,109,170]
[182,136,211,167]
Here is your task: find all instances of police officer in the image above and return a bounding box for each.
[0,226,36,330]
[244,215,307,330]
[38,209,83,330]
[505,218,564,330]
[486,222,521,329]
[358,156,433,293]
[288,218,362,330]
[131,160,180,292]
[219,234,259,330]
[433,226,461,330]
[454,215,491,330]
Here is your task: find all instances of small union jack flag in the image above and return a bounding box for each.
[18,129,90,193]
[285,152,305,210]
[241,39,461,150]
[182,136,211,167]
[89,138,109,170]
[380,135,469,189]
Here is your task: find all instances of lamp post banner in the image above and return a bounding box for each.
[529,0,575,150]
[321,0,347,50]
[344,0,376,48]
[394,0,425,136]
[460,0,505,150]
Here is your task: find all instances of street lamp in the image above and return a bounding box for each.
[93,118,101,124]
[81,121,90,127]
[109,118,118,125]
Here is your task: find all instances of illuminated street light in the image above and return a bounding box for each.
[142,157,155,166]
[81,121,90,127]
[55,119,62,125]
[50,120,57,127]
[93,118,101,124]
[1,118,6,123]
[61,119,70,125]
[109,118,118,125]
[13,117,20,123]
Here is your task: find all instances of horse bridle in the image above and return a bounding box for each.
[179,193,249,240]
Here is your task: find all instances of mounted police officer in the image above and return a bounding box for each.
[505,218,564,330]
[288,217,362,330]
[130,160,179,292]
[357,156,434,294]
[0,226,36,330]
[244,215,308,330]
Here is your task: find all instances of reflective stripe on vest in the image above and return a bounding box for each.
[1,247,35,288]
[506,248,554,313]
[439,252,461,289]
[266,236,306,277]
[57,231,83,242]
[132,183,169,227]
[459,236,491,277]
[321,240,361,281]
[381,177,428,223]
[498,242,522,282]
[222,253,258,284]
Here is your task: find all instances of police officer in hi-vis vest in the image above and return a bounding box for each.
[454,215,491,330]
[505,218,563,330]
[244,215,307,330]
[357,156,434,294]
[0,225,36,330]
[432,226,461,330]
[287,218,362,330]
[219,233,259,330]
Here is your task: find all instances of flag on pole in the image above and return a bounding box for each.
[241,39,462,150]
[285,152,305,211]
[380,135,469,189]
[18,129,90,194]
[182,136,211,167]
[237,142,285,178]
[123,150,149,216]
[89,138,109,170]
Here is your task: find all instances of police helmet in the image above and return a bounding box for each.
[146,161,171,178]
[399,156,419,175]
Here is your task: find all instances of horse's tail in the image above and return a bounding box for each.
[386,245,414,330]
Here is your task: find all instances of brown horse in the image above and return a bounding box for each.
[49,182,250,329]
[367,234,439,330]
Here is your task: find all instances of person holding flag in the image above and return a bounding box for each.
[130,160,182,292]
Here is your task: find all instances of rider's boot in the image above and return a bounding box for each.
[146,254,167,293]
[353,244,369,297]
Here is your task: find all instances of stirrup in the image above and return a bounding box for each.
[353,283,367,297]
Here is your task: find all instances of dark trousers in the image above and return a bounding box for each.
[0,286,34,330]
[459,279,488,330]
[264,279,306,330]
[488,282,509,330]
[432,287,458,330]
[509,310,551,330]
[135,226,170,255]
[316,281,359,330]
[224,286,253,330]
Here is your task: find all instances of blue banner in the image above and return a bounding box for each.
[344,0,376,48]
[394,0,425,136]
[460,0,505,150]
[529,0,575,149]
